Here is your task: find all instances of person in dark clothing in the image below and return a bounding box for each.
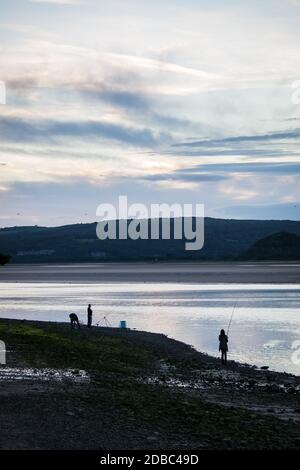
[69,313,80,329]
[87,304,93,328]
[219,329,228,365]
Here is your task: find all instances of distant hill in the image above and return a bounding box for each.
[239,231,300,260]
[1,218,300,263]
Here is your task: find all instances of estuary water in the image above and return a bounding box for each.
[0,281,300,375]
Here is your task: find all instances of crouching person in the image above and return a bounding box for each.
[69,313,80,329]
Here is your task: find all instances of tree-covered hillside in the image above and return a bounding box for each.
[1,218,300,263]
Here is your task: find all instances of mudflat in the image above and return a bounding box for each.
[0,319,300,449]
[1,262,300,283]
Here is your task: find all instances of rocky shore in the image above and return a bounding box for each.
[0,318,299,449]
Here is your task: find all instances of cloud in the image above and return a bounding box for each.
[138,161,300,187]
[1,0,300,225]
[0,39,227,102]
[168,148,291,158]
[0,116,168,148]
[176,162,300,175]
[174,129,300,148]
[79,85,200,131]
[82,86,150,111]
[143,172,228,183]
[169,128,300,159]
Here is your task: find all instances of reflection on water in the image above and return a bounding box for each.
[0,282,300,375]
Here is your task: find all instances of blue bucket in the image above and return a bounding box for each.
[119,320,127,329]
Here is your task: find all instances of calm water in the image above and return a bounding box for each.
[0,282,300,375]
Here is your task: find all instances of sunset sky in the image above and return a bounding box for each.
[1,0,300,226]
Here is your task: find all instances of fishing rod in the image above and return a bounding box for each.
[227,299,237,336]
[96,316,112,327]
[96,311,113,327]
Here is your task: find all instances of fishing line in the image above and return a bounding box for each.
[227,299,237,336]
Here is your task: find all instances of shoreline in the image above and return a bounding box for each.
[0,318,300,449]
[0,315,298,376]
[2,317,299,379]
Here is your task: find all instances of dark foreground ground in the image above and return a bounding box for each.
[1,261,300,283]
[0,318,300,450]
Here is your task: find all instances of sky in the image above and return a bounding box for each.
[0,0,300,226]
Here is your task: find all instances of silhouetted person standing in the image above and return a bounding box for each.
[87,304,93,328]
[69,313,80,329]
[219,329,228,365]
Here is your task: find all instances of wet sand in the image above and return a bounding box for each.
[1,262,300,283]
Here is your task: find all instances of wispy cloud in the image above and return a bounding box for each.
[0,115,168,147]
[143,172,228,183]
[174,130,300,148]
[176,162,300,175]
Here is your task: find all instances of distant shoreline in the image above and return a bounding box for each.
[1,261,300,284]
